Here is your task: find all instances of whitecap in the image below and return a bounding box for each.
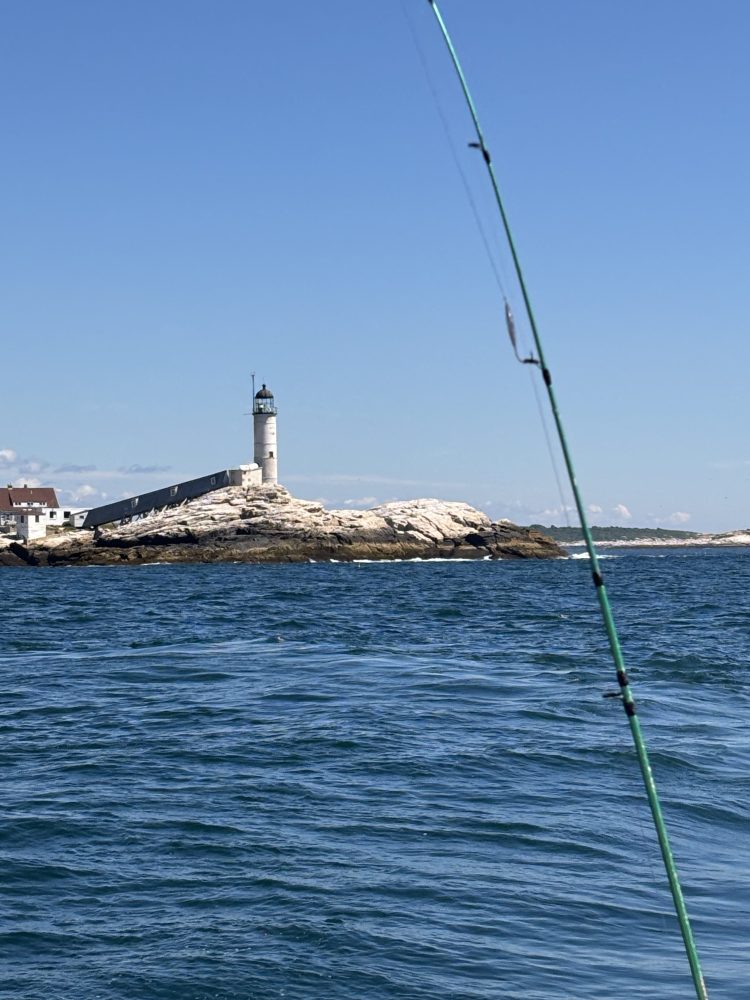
[570,552,618,560]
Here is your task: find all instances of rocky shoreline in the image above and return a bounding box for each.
[0,485,564,567]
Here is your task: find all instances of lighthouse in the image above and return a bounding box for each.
[253,383,278,484]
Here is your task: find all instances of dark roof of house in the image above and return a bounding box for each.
[0,486,59,511]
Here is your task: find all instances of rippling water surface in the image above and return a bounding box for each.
[2,550,748,998]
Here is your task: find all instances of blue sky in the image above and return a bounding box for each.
[2,0,748,530]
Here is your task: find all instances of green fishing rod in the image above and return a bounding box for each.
[424,3,708,997]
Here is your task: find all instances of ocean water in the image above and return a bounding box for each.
[1,550,747,999]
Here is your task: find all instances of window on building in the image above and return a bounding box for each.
[170,486,179,497]
[50,511,57,518]
[210,477,216,486]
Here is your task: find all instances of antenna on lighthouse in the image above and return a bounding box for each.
[251,371,256,399]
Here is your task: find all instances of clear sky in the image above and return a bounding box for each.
[2,1,748,531]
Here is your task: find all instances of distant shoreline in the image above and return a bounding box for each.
[530,524,750,549]
[563,537,750,549]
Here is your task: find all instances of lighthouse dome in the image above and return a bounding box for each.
[253,383,277,416]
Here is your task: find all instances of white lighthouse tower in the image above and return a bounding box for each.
[253,383,278,484]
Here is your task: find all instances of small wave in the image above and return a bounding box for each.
[570,552,618,560]
[351,558,487,564]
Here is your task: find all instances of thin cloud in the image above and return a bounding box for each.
[708,459,750,470]
[118,464,172,475]
[57,484,109,504]
[668,511,691,525]
[58,467,179,482]
[55,463,98,474]
[18,460,49,474]
[538,504,575,519]
[285,473,467,489]
[612,504,632,520]
[73,484,98,499]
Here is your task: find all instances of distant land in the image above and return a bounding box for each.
[529,525,699,542]
[530,525,750,547]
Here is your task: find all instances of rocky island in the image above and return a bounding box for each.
[0,484,563,567]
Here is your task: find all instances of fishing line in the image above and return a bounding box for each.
[527,366,572,528]
[506,295,571,525]
[399,0,511,302]
[422,4,709,997]
[402,0,564,517]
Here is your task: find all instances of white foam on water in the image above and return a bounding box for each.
[570,552,618,560]
[351,557,485,564]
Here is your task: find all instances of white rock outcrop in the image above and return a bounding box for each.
[5,485,564,566]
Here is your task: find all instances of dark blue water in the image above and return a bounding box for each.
[1,550,747,999]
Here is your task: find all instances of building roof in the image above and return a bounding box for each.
[255,384,274,399]
[0,486,59,511]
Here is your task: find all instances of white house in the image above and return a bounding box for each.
[13,508,48,541]
[0,485,59,523]
[0,486,88,536]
